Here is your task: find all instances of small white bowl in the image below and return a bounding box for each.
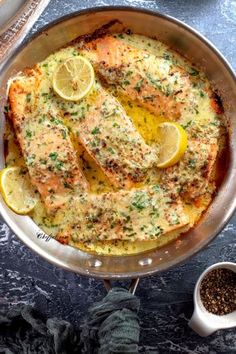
[188,262,236,337]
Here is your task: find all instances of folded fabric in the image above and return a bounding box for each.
[80,287,140,354]
[0,287,140,354]
[0,305,80,354]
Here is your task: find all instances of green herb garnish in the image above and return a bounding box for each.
[189,67,199,76]
[131,191,150,211]
[49,152,58,161]
[134,79,144,93]
[26,130,32,138]
[91,127,100,135]
[26,93,31,103]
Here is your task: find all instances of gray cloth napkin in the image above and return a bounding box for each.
[0,287,140,354]
[81,287,140,353]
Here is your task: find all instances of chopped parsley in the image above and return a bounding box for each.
[181,120,193,130]
[64,182,73,189]
[131,191,151,211]
[108,147,115,154]
[146,73,162,91]
[165,86,172,97]
[120,212,131,222]
[79,107,86,119]
[163,53,171,61]
[50,117,63,125]
[91,127,100,135]
[194,107,199,114]
[126,70,133,76]
[123,80,130,86]
[90,141,97,148]
[26,154,36,166]
[49,152,58,161]
[39,158,47,165]
[170,214,180,225]
[26,130,32,138]
[26,93,31,103]
[55,161,64,170]
[210,120,220,127]
[134,79,144,93]
[188,158,196,169]
[147,224,163,237]
[41,92,52,103]
[61,130,67,139]
[4,104,10,113]
[189,67,199,76]
[38,115,46,124]
[176,186,183,193]
[200,90,205,97]
[152,184,161,192]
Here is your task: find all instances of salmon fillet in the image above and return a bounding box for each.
[8,68,88,212]
[56,185,189,243]
[69,84,158,189]
[80,35,192,120]
[161,139,218,200]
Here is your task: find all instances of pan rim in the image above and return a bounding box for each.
[1,5,236,279]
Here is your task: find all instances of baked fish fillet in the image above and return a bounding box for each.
[68,84,158,189]
[8,68,88,212]
[56,185,189,243]
[161,139,218,200]
[80,35,192,120]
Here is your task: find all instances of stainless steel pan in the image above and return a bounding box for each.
[0,7,235,280]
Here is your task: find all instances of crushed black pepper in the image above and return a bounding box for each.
[200,268,236,316]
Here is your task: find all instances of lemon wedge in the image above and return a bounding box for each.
[156,122,187,168]
[52,56,95,101]
[0,167,38,214]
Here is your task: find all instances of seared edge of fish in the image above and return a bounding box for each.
[56,185,189,243]
[8,67,88,212]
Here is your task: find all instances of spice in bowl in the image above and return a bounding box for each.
[200,268,236,316]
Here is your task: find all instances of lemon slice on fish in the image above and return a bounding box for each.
[156,122,187,168]
[52,56,95,101]
[0,167,38,214]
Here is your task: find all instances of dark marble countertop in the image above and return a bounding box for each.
[1,1,236,353]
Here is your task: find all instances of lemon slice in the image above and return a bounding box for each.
[52,56,95,101]
[156,122,187,168]
[0,167,38,214]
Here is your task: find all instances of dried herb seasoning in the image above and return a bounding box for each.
[200,268,236,315]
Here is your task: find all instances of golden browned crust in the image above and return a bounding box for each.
[80,35,193,120]
[55,186,189,243]
[162,139,218,200]
[8,67,88,213]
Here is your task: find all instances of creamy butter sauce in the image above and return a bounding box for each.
[5,33,227,255]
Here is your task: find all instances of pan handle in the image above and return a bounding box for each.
[103,278,140,295]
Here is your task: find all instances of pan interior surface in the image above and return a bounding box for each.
[0,7,236,278]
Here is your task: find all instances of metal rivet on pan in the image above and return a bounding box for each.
[139,258,152,266]
[89,259,102,268]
